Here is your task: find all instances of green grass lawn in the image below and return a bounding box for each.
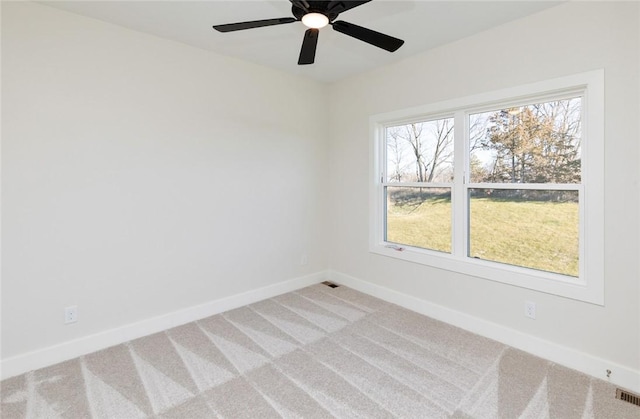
[386,196,579,277]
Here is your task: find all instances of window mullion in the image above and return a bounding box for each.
[452,110,467,258]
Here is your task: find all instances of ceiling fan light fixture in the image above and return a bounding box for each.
[301,12,329,29]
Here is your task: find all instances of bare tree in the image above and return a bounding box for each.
[386,119,454,183]
[387,128,406,182]
[425,119,454,182]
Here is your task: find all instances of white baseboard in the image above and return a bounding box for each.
[5,269,638,394]
[329,270,640,394]
[1,271,327,380]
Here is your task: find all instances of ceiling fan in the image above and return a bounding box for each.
[212,0,404,65]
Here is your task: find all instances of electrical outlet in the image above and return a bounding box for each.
[65,305,78,324]
[525,301,536,319]
[300,254,308,266]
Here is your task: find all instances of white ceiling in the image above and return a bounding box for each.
[40,1,562,83]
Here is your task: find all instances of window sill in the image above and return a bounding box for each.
[370,243,603,305]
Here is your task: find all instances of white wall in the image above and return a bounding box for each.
[328,0,640,380]
[1,2,328,359]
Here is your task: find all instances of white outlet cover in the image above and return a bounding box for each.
[65,306,78,324]
[525,301,536,319]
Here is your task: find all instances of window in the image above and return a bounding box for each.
[385,117,454,253]
[370,71,604,304]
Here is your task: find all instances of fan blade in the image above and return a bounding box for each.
[327,0,372,14]
[298,28,319,65]
[213,17,296,33]
[331,20,404,52]
[289,0,310,11]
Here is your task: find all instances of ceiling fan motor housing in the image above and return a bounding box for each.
[292,1,340,22]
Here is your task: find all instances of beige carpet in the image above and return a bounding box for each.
[1,283,638,418]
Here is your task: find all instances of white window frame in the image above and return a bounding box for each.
[369,70,604,305]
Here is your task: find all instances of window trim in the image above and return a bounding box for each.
[369,70,604,305]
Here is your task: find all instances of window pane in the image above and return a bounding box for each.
[386,186,451,253]
[468,189,579,277]
[386,118,454,183]
[469,98,582,183]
